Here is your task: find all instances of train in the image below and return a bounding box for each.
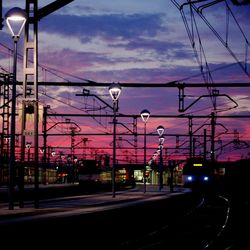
[182,158,250,203]
[77,159,135,190]
[182,158,223,190]
[0,158,58,186]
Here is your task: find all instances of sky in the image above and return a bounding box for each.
[1,0,250,164]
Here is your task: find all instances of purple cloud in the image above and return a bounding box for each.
[40,13,166,41]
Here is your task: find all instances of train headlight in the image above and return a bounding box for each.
[203,176,209,181]
[187,176,193,181]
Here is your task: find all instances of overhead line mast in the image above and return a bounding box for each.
[5,0,74,209]
[0,0,3,30]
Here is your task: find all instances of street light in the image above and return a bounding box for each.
[159,135,165,145]
[5,7,27,210]
[140,109,150,193]
[157,125,165,191]
[109,82,122,198]
[5,7,27,41]
[25,142,32,162]
[157,125,165,137]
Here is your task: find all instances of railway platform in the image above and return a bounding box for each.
[0,184,190,224]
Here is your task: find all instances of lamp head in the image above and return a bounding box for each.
[109,82,122,102]
[157,125,165,136]
[39,147,44,154]
[5,7,27,41]
[159,135,165,145]
[140,109,150,123]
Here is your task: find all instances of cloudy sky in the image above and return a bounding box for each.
[1,0,250,163]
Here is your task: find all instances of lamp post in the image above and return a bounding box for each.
[109,82,121,198]
[157,125,165,191]
[5,7,27,210]
[140,109,150,193]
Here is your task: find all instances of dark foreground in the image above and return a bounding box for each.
[0,160,249,250]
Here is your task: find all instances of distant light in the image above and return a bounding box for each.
[187,176,193,181]
[159,135,165,145]
[25,142,31,149]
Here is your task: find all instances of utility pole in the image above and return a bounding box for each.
[42,105,50,184]
[211,112,216,161]
[188,116,193,158]
[19,0,74,209]
[20,0,39,209]
[0,0,3,30]
[70,126,76,163]
[132,116,138,164]
[192,137,196,158]
[82,138,89,160]
[204,129,207,160]
[169,160,175,193]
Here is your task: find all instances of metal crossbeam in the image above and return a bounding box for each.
[11,81,250,87]
[37,0,74,20]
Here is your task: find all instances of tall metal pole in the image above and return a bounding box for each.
[8,39,18,210]
[192,137,196,158]
[204,129,207,160]
[159,146,163,191]
[27,147,30,161]
[143,122,147,193]
[141,109,150,192]
[0,1,3,30]
[42,105,48,184]
[5,7,28,208]
[109,82,121,198]
[112,101,117,198]
[157,125,164,191]
[211,112,216,162]
[33,1,39,209]
[189,117,193,158]
[169,160,174,193]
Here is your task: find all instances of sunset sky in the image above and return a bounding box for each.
[1,0,250,164]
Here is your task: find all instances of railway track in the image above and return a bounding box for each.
[0,184,247,250]
[118,194,231,250]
